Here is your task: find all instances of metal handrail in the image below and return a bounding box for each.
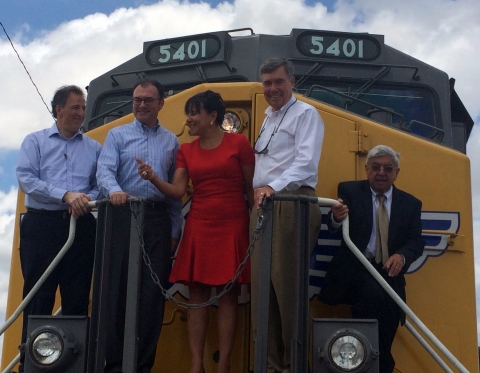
[1,308,63,373]
[0,201,104,337]
[316,197,469,373]
[422,229,458,246]
[0,214,76,337]
[404,320,454,373]
[0,200,109,373]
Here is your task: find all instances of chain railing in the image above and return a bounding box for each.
[129,200,263,309]
[0,200,107,338]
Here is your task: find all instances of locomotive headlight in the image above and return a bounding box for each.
[24,316,88,373]
[313,318,379,373]
[221,109,249,133]
[329,334,366,370]
[31,331,63,365]
[222,111,242,133]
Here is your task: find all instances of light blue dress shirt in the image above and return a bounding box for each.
[16,123,102,210]
[96,118,183,238]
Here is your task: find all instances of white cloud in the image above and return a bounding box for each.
[1,0,479,148]
[1,0,480,356]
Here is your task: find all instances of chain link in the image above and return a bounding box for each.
[130,200,264,309]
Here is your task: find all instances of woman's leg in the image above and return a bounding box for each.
[216,285,238,373]
[188,284,211,373]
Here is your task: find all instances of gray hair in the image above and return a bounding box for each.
[259,58,294,78]
[366,145,400,168]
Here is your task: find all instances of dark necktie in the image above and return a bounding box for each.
[375,194,389,264]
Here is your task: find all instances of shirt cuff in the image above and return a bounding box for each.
[51,187,68,203]
[266,182,281,193]
[330,214,343,228]
[108,187,123,195]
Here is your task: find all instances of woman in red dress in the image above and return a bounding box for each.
[137,90,254,373]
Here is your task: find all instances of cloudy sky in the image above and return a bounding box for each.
[1,0,480,357]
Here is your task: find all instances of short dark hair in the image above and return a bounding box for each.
[51,85,84,118]
[184,90,226,126]
[132,79,165,100]
[259,58,295,78]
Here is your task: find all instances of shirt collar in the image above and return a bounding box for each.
[265,95,296,116]
[134,118,160,132]
[370,185,393,200]
[48,122,83,140]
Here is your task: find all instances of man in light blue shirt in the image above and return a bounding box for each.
[96,79,182,373]
[16,85,101,373]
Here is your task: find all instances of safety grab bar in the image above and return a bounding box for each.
[315,197,468,373]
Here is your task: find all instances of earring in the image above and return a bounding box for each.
[210,122,213,125]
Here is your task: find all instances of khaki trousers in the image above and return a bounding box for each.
[250,187,321,373]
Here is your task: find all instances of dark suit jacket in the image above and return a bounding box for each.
[319,180,425,307]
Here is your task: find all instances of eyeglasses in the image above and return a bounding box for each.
[369,163,396,173]
[132,97,161,106]
[253,99,297,155]
[253,131,274,154]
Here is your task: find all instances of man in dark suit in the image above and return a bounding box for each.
[319,145,425,373]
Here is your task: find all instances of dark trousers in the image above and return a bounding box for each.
[104,204,172,373]
[344,263,401,373]
[19,210,96,364]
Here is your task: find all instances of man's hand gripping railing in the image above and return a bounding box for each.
[317,197,468,373]
[0,199,107,338]
[131,200,264,310]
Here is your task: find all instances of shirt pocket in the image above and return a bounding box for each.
[270,127,295,154]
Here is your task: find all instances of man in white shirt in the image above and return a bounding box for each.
[251,57,324,373]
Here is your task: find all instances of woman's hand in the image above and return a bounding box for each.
[136,157,155,181]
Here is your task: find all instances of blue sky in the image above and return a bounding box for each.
[0,151,18,193]
[2,0,334,39]
[3,1,163,38]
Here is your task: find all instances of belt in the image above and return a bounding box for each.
[278,186,315,193]
[26,208,70,218]
[144,200,169,211]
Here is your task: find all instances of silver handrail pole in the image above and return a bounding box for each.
[316,197,469,373]
[0,200,99,337]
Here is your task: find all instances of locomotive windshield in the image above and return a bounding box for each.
[299,81,440,141]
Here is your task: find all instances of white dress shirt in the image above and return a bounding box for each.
[252,95,324,191]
